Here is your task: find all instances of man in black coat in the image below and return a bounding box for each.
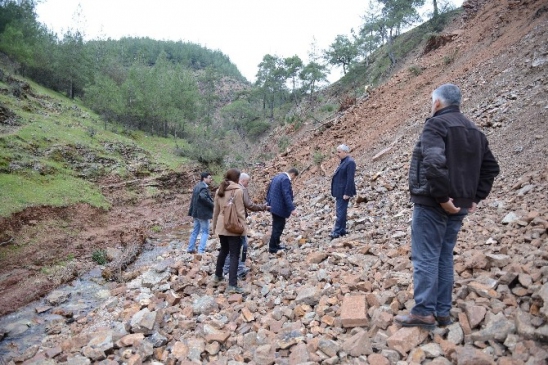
[330,144,356,239]
[395,84,499,330]
[187,172,214,253]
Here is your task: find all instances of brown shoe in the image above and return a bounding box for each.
[435,315,452,326]
[395,313,436,330]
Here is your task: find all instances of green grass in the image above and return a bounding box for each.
[0,173,109,217]
[0,73,195,217]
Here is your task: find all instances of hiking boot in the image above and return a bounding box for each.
[435,315,453,326]
[211,275,224,287]
[394,313,436,330]
[226,285,244,294]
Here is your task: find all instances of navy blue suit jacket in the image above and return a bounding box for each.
[331,156,357,198]
[266,173,295,218]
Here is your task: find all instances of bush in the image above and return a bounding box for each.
[408,65,423,76]
[278,136,290,152]
[313,151,326,165]
[92,249,107,265]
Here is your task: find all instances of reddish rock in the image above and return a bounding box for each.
[387,327,429,356]
[340,295,368,327]
[368,353,390,365]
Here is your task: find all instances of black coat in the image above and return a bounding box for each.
[188,181,214,220]
[409,105,499,208]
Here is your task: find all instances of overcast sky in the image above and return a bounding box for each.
[35,0,464,83]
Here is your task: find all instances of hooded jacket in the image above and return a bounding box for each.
[409,105,499,208]
[212,181,247,236]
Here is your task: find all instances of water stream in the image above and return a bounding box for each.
[0,226,189,361]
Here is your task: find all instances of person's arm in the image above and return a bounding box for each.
[421,118,450,203]
[281,178,296,213]
[344,160,356,199]
[243,188,267,212]
[235,189,247,228]
[475,143,500,203]
[211,193,220,234]
[199,186,214,208]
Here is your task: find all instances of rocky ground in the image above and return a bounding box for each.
[1,0,548,364]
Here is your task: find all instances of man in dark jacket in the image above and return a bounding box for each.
[266,168,299,254]
[330,144,356,239]
[187,172,214,253]
[395,84,499,330]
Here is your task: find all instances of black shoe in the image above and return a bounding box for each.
[329,234,340,240]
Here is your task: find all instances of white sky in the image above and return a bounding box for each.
[35,0,463,83]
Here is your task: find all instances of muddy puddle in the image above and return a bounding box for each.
[0,227,190,361]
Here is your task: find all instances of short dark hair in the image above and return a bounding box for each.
[200,172,211,181]
[287,167,299,176]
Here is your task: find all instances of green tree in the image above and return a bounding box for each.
[300,39,328,98]
[220,99,262,139]
[199,65,219,128]
[378,0,425,64]
[0,0,43,71]
[283,55,303,105]
[255,54,288,119]
[323,34,359,75]
[57,29,93,98]
[357,2,383,65]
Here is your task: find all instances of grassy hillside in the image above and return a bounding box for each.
[0,73,188,218]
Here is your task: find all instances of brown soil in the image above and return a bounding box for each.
[0,172,199,317]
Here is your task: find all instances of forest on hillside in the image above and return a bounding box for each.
[0,0,456,166]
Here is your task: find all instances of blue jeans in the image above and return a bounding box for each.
[332,197,349,236]
[187,218,209,253]
[410,204,466,317]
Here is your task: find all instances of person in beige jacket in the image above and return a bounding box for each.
[211,168,247,294]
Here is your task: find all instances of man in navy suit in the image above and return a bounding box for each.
[330,144,356,239]
[266,168,299,253]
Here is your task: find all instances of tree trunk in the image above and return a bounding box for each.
[433,0,439,18]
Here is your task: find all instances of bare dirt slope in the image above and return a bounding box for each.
[253,0,547,190]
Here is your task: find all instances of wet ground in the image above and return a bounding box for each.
[0,226,191,361]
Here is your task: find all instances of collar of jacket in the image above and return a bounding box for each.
[339,156,350,164]
[225,181,240,190]
[433,105,461,117]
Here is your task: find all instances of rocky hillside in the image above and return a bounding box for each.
[1,0,547,364]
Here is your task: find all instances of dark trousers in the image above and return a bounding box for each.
[269,213,286,250]
[215,235,242,286]
[332,197,349,236]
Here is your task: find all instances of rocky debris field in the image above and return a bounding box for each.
[1,0,548,364]
[1,156,546,365]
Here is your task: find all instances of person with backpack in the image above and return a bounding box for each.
[211,168,247,294]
